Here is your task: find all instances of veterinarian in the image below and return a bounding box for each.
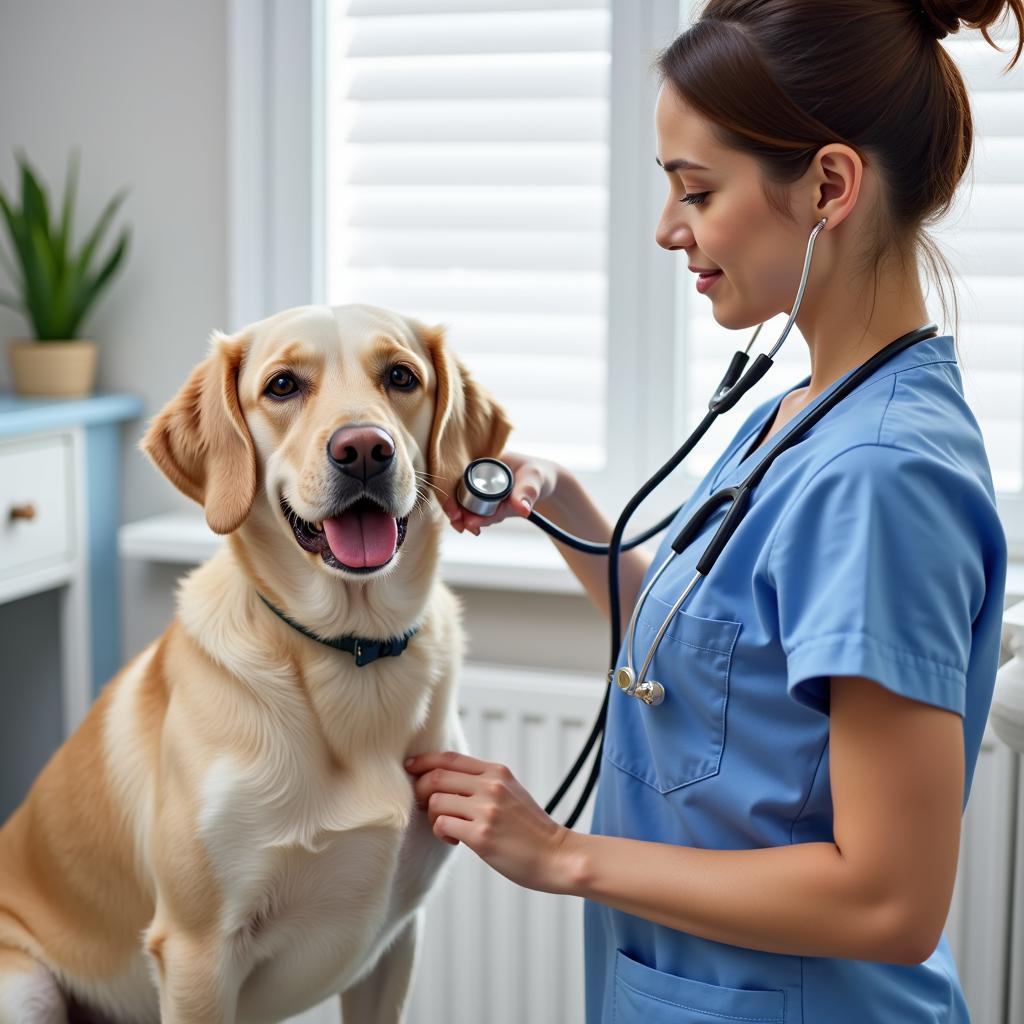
[406,1,1021,1020]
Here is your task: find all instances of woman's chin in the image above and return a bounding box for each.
[711,304,759,332]
[710,297,780,333]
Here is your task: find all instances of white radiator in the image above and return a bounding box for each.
[943,723,1019,1024]
[287,661,1014,1024]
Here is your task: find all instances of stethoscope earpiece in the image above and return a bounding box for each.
[616,666,664,706]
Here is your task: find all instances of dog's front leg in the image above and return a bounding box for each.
[145,921,238,1024]
[339,910,421,1024]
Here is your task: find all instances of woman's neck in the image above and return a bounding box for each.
[794,251,933,401]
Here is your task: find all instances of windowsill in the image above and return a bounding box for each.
[118,511,1024,602]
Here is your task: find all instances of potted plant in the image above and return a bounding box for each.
[0,149,130,397]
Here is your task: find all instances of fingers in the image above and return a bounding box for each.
[405,754,492,848]
[423,792,475,846]
[411,766,481,808]
[433,815,473,846]
[405,750,490,776]
[459,499,528,535]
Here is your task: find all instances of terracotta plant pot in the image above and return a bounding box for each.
[7,340,98,397]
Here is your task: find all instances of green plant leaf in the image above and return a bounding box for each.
[0,183,25,289]
[56,149,79,278]
[32,221,67,337]
[71,228,129,336]
[0,190,32,285]
[13,155,60,338]
[74,187,128,289]
[14,219,49,338]
[17,152,52,245]
[50,260,77,337]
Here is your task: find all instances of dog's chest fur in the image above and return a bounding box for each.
[199,751,454,1022]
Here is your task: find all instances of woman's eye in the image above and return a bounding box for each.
[265,373,300,399]
[388,365,419,391]
[681,192,709,206]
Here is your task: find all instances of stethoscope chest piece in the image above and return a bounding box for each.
[457,458,514,516]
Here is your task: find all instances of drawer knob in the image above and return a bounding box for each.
[8,503,36,522]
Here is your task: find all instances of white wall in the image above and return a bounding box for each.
[0,0,228,523]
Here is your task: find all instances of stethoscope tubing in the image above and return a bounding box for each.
[541,319,938,827]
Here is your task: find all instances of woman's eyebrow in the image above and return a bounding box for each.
[655,156,710,172]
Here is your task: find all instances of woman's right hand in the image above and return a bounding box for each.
[441,451,561,536]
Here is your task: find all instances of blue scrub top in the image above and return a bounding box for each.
[585,334,1007,1023]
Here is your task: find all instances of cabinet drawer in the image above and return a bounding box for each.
[0,435,74,581]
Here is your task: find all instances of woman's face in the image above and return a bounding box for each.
[654,85,812,330]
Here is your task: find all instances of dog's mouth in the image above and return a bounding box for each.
[281,496,409,574]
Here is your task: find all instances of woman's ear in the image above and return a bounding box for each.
[809,143,864,229]
[140,330,257,534]
[420,324,514,506]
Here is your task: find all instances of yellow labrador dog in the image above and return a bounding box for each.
[0,304,512,1024]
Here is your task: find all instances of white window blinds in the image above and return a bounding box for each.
[676,23,1024,502]
[325,0,612,471]
[935,28,1024,494]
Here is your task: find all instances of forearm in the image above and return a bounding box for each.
[534,466,651,621]
[562,833,920,964]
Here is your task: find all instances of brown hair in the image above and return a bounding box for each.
[657,0,1024,332]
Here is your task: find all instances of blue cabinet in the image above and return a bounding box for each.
[0,392,141,817]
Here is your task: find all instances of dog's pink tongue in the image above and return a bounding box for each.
[323,504,398,568]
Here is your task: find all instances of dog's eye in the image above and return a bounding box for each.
[266,373,300,399]
[388,365,419,391]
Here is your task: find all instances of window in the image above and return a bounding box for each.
[324,0,612,473]
[935,26,1024,498]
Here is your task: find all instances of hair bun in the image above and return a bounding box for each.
[918,1,1024,45]
[918,1,961,38]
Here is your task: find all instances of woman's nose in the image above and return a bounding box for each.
[655,206,693,251]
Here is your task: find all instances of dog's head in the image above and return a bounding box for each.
[140,303,513,579]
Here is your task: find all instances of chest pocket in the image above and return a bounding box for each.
[606,597,740,794]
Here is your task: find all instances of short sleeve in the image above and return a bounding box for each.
[768,443,993,716]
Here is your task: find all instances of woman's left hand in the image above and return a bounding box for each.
[405,751,579,895]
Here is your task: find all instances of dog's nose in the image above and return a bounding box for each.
[327,425,395,482]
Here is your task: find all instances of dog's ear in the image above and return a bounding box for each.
[140,330,257,534]
[420,324,514,506]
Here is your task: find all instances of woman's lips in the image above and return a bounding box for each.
[695,270,723,295]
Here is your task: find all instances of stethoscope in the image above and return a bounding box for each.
[456,217,939,827]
